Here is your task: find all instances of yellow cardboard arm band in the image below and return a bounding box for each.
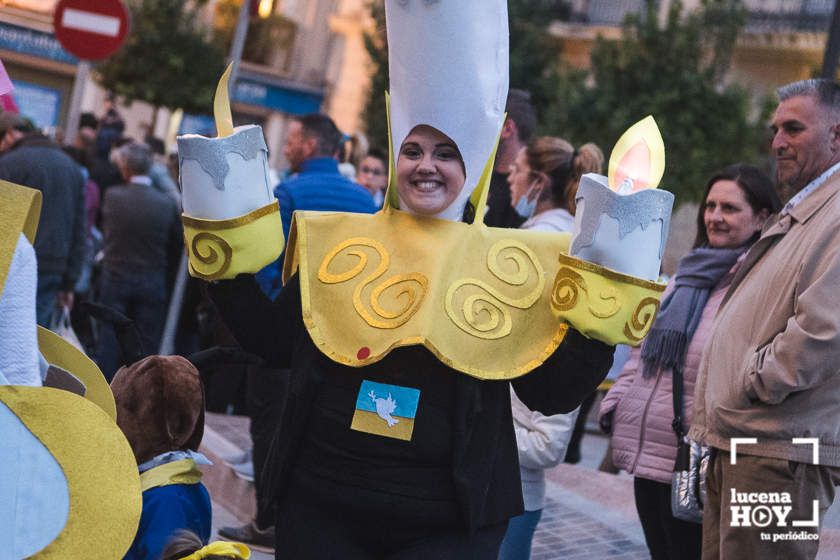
[139,459,203,492]
[550,253,666,346]
[182,201,283,281]
[181,541,251,560]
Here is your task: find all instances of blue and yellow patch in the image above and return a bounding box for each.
[350,380,420,441]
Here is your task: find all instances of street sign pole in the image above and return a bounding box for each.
[228,0,251,90]
[64,59,90,144]
[158,252,189,355]
[158,0,251,355]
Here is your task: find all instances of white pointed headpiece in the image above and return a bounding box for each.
[385,0,509,221]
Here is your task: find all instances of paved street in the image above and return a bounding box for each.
[205,413,840,559]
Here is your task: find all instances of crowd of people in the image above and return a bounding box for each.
[2,2,840,558]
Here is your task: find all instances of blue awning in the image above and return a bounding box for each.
[233,76,323,115]
[0,21,77,65]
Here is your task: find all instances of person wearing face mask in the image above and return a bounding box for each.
[508,137,603,230]
[498,136,603,560]
[598,164,781,560]
[178,2,670,557]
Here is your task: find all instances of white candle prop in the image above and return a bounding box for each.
[177,65,273,220]
[569,116,674,281]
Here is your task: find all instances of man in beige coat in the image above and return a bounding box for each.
[691,79,840,559]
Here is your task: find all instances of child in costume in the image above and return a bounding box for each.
[112,354,212,560]
[175,2,668,556]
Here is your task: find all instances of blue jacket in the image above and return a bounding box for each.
[124,483,212,560]
[256,157,377,299]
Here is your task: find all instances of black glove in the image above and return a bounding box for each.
[82,301,144,366]
[599,410,614,435]
[187,346,265,370]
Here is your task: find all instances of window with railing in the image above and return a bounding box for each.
[565,0,833,31]
[567,0,648,25]
[213,0,297,75]
[743,0,833,32]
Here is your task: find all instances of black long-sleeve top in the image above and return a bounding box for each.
[209,274,613,531]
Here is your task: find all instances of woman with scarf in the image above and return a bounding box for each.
[598,163,781,560]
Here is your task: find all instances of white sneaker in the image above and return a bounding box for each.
[232,460,254,482]
[222,448,252,468]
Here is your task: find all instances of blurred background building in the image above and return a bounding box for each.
[555,0,835,93]
[0,0,835,174]
[0,0,375,169]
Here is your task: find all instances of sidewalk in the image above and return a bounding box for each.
[201,412,840,559]
[535,431,840,559]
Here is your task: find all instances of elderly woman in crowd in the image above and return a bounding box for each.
[598,163,781,560]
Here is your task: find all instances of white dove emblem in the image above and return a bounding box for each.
[369,390,399,427]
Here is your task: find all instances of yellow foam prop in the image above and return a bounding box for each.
[0,181,41,301]
[139,459,203,492]
[0,386,141,559]
[607,115,666,193]
[284,208,572,379]
[37,326,117,421]
[182,201,284,281]
[550,254,665,346]
[284,206,665,379]
[214,62,235,138]
[181,541,251,560]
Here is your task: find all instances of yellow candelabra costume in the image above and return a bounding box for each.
[0,181,141,558]
[177,0,666,554]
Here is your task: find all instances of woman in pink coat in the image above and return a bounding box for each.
[598,164,781,560]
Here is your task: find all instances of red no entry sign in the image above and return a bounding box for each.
[53,0,130,61]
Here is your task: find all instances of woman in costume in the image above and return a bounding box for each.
[598,164,781,560]
[176,2,667,557]
[205,123,613,560]
[499,137,603,559]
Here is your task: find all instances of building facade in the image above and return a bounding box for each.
[1,0,834,175]
[0,0,374,171]
[553,0,836,94]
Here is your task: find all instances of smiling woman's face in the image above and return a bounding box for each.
[396,125,466,216]
[703,179,766,249]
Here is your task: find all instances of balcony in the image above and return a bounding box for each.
[743,0,833,32]
[566,0,649,25]
[564,0,833,32]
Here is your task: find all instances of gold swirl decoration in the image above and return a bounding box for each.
[551,266,621,319]
[623,297,661,343]
[445,240,545,340]
[189,232,233,280]
[318,237,428,329]
[551,267,585,311]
